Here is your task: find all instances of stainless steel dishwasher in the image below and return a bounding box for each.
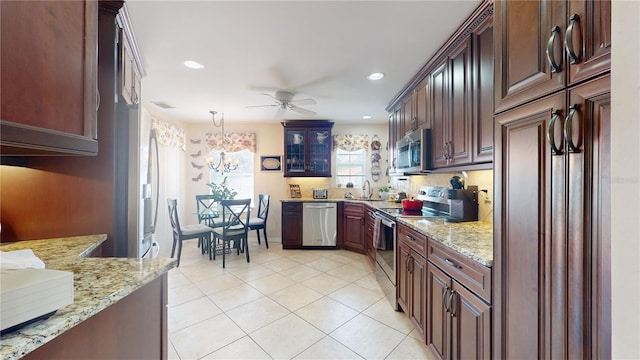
[302,202,337,247]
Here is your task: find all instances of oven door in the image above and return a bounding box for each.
[374,215,396,285]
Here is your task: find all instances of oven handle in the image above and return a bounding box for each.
[375,214,396,228]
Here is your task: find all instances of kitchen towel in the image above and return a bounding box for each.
[373,216,387,250]
[0,249,46,269]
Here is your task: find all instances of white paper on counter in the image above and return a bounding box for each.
[0,249,46,269]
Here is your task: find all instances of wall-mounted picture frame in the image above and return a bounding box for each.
[260,155,282,172]
[289,184,302,198]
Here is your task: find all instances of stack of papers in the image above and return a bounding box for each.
[0,250,73,334]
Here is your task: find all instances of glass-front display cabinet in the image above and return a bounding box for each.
[282,120,334,177]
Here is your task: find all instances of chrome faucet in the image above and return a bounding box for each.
[362,180,372,200]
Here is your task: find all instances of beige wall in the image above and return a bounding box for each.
[611,1,640,357]
[180,121,388,241]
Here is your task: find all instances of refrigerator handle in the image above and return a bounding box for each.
[148,129,160,233]
[151,242,160,258]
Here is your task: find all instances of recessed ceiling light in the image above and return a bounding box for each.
[362,115,372,120]
[183,60,204,70]
[367,72,384,80]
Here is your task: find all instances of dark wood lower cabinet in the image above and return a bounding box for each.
[427,262,490,360]
[343,203,365,253]
[494,75,610,359]
[397,238,427,340]
[24,274,168,359]
[281,202,302,249]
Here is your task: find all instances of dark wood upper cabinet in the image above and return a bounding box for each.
[0,0,99,155]
[430,61,449,168]
[282,120,333,177]
[494,0,566,113]
[472,16,494,163]
[388,2,493,171]
[495,0,611,113]
[402,93,415,134]
[447,36,473,166]
[566,0,611,85]
[415,78,430,131]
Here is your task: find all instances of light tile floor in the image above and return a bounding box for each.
[167,239,437,360]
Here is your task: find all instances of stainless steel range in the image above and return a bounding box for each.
[373,185,479,310]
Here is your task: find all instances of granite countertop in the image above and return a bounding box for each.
[0,235,177,360]
[281,198,493,266]
[398,218,493,267]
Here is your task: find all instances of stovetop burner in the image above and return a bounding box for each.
[377,207,449,218]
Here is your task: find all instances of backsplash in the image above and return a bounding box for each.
[284,170,494,223]
[390,170,494,223]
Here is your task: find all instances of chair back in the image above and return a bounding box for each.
[196,194,218,226]
[167,198,181,236]
[219,198,251,239]
[257,194,270,221]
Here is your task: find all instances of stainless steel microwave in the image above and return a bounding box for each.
[395,128,432,174]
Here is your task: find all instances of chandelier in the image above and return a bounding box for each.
[206,110,238,173]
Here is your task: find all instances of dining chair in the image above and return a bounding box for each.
[210,198,251,268]
[248,194,270,248]
[167,198,213,267]
[195,194,219,253]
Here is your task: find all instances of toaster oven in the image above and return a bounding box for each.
[312,189,328,199]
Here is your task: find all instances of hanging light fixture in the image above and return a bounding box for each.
[207,110,239,173]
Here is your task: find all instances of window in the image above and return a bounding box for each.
[208,149,254,203]
[335,148,367,187]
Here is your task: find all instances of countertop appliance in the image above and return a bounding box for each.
[312,188,328,199]
[302,202,337,247]
[394,128,432,174]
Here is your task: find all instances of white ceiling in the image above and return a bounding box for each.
[125,0,482,125]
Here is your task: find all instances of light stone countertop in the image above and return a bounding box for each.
[282,199,492,267]
[398,218,493,267]
[0,235,177,360]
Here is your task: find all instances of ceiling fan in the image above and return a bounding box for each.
[245,90,316,117]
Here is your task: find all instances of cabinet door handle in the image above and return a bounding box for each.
[444,258,461,269]
[546,26,563,73]
[448,290,457,317]
[442,286,450,313]
[565,14,582,64]
[96,88,101,111]
[564,104,581,153]
[547,110,563,155]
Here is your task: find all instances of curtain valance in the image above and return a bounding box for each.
[152,118,186,150]
[205,132,256,153]
[333,134,369,151]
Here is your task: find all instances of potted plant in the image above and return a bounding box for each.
[206,176,238,201]
[378,185,393,201]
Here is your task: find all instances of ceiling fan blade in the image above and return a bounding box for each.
[290,98,316,106]
[261,93,280,101]
[289,105,316,116]
[245,104,278,108]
